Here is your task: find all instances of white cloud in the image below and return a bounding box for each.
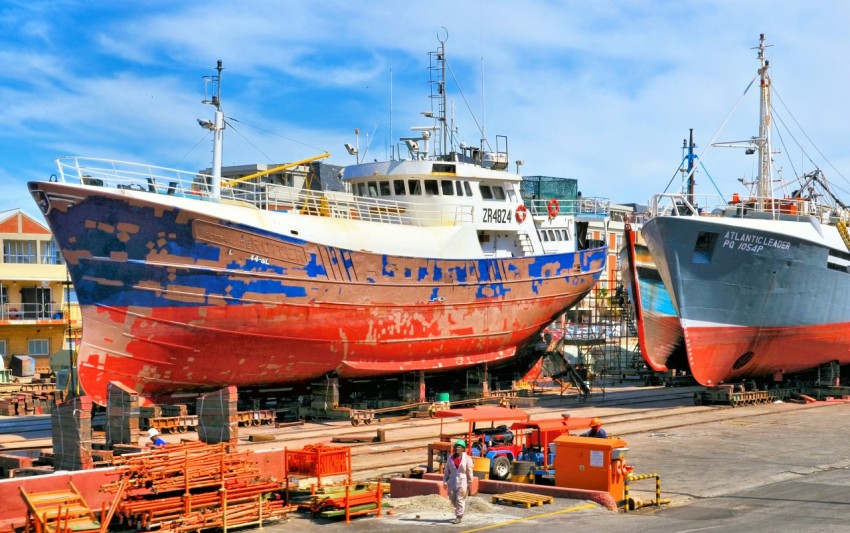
[1,0,850,214]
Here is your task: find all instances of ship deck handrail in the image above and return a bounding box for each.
[527,197,610,218]
[54,157,478,227]
[649,192,850,225]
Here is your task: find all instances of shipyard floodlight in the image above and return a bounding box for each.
[197,119,214,130]
[405,139,420,152]
[344,143,358,156]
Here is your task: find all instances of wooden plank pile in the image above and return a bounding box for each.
[197,386,238,445]
[51,395,94,471]
[492,491,554,508]
[101,441,294,531]
[0,389,66,416]
[105,381,140,446]
[139,405,162,429]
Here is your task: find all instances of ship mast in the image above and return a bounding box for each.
[202,60,225,199]
[686,128,695,206]
[756,34,772,208]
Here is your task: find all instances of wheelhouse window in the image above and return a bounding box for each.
[356,183,367,196]
[455,182,464,196]
[424,180,439,195]
[480,184,506,200]
[441,180,454,195]
[379,181,391,196]
[408,180,422,195]
[367,181,379,197]
[393,180,406,195]
[3,240,37,264]
[463,182,473,196]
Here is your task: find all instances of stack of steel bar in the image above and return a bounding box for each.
[105,381,140,446]
[197,386,238,445]
[51,395,94,470]
[101,441,293,531]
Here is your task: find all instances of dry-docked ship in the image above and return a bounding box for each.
[642,34,850,386]
[621,221,685,373]
[29,37,609,405]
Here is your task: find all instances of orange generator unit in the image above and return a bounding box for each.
[552,435,630,505]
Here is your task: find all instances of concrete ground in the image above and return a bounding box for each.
[258,399,850,532]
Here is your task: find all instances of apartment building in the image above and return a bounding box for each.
[0,209,81,373]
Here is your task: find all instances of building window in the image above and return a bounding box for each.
[3,240,37,264]
[40,239,65,265]
[0,340,6,357]
[29,338,49,356]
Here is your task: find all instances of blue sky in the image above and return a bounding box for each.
[3,1,850,220]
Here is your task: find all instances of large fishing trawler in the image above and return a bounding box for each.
[642,34,850,386]
[29,36,609,405]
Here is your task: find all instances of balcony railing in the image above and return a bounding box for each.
[1,303,67,321]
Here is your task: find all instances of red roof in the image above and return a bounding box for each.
[433,406,530,422]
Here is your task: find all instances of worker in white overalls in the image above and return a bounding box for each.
[442,439,474,524]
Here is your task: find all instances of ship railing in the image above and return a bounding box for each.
[648,193,759,217]
[650,192,850,224]
[55,157,238,199]
[261,184,475,227]
[55,157,480,226]
[528,197,610,218]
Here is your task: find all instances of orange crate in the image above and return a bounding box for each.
[286,445,351,486]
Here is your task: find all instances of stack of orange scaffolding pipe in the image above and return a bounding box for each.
[98,441,293,531]
[103,442,260,493]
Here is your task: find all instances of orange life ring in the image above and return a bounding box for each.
[547,198,559,218]
[515,204,527,223]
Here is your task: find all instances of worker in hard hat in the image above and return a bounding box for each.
[146,427,167,447]
[442,439,473,524]
[581,417,608,438]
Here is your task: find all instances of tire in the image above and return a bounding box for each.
[490,456,511,481]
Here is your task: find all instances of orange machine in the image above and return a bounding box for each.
[552,435,630,504]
